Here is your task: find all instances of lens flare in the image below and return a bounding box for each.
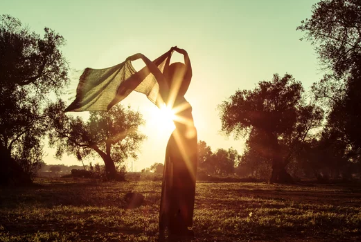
[150,104,176,133]
[160,103,176,122]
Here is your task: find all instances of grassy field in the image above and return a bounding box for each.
[0,178,361,242]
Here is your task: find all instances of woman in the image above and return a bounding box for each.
[128,47,197,236]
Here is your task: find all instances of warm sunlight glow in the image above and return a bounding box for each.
[150,104,176,133]
[160,104,176,121]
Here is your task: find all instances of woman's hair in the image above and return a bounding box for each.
[165,62,190,98]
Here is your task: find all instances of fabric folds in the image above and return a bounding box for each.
[65,50,172,112]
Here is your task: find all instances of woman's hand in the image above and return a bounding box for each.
[172,46,188,55]
[170,46,187,55]
[170,46,192,83]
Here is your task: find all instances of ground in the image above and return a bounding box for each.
[0,177,360,242]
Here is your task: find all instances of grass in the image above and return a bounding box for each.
[0,177,361,241]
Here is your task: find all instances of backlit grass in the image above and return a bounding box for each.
[0,178,360,241]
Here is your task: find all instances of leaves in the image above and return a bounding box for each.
[219,74,324,180]
[45,100,146,168]
[298,0,361,169]
[0,15,69,183]
[197,140,239,176]
[297,0,361,78]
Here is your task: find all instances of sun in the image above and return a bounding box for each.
[149,104,176,133]
[160,103,176,121]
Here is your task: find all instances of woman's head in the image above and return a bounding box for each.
[165,62,191,99]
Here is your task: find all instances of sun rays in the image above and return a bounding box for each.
[153,97,195,134]
[148,103,175,133]
[159,103,176,123]
[153,97,197,182]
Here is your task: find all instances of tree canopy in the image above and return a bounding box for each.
[46,100,146,180]
[219,74,323,183]
[197,140,239,176]
[143,163,164,174]
[297,0,361,78]
[0,15,68,185]
[298,0,361,176]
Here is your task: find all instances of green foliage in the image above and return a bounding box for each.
[298,0,361,176]
[148,163,164,174]
[298,0,361,78]
[45,100,146,179]
[219,74,323,182]
[49,166,61,173]
[197,140,239,176]
[0,15,68,184]
[210,148,238,176]
[0,15,68,91]
[325,67,361,164]
[219,74,304,138]
[197,140,213,173]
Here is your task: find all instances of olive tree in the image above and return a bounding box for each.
[0,15,68,185]
[46,100,146,180]
[219,74,323,183]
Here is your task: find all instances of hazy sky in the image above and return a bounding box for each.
[1,0,323,171]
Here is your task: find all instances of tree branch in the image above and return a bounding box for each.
[19,56,48,86]
[7,129,28,151]
[54,129,90,148]
[91,145,108,160]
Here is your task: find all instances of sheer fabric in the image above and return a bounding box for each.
[65,51,172,112]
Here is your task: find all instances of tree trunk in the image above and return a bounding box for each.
[266,133,294,184]
[103,155,118,180]
[269,158,294,184]
[104,142,117,179]
[0,145,32,186]
[92,144,125,181]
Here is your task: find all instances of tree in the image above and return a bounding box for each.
[142,163,164,174]
[297,0,361,78]
[297,134,352,181]
[236,130,272,179]
[49,166,61,174]
[46,100,146,180]
[219,74,323,183]
[0,15,68,185]
[197,140,213,173]
[211,148,238,176]
[197,141,239,176]
[325,68,361,164]
[298,0,361,175]
[149,163,164,174]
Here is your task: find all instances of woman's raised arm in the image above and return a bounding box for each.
[173,47,192,83]
[127,52,171,103]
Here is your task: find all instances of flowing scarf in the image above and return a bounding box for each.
[65,50,173,112]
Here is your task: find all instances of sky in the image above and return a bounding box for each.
[1,0,323,171]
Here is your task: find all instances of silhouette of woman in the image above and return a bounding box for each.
[127,47,197,236]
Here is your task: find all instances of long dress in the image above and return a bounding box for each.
[159,103,198,234]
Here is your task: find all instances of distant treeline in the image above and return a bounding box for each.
[38,164,85,174]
